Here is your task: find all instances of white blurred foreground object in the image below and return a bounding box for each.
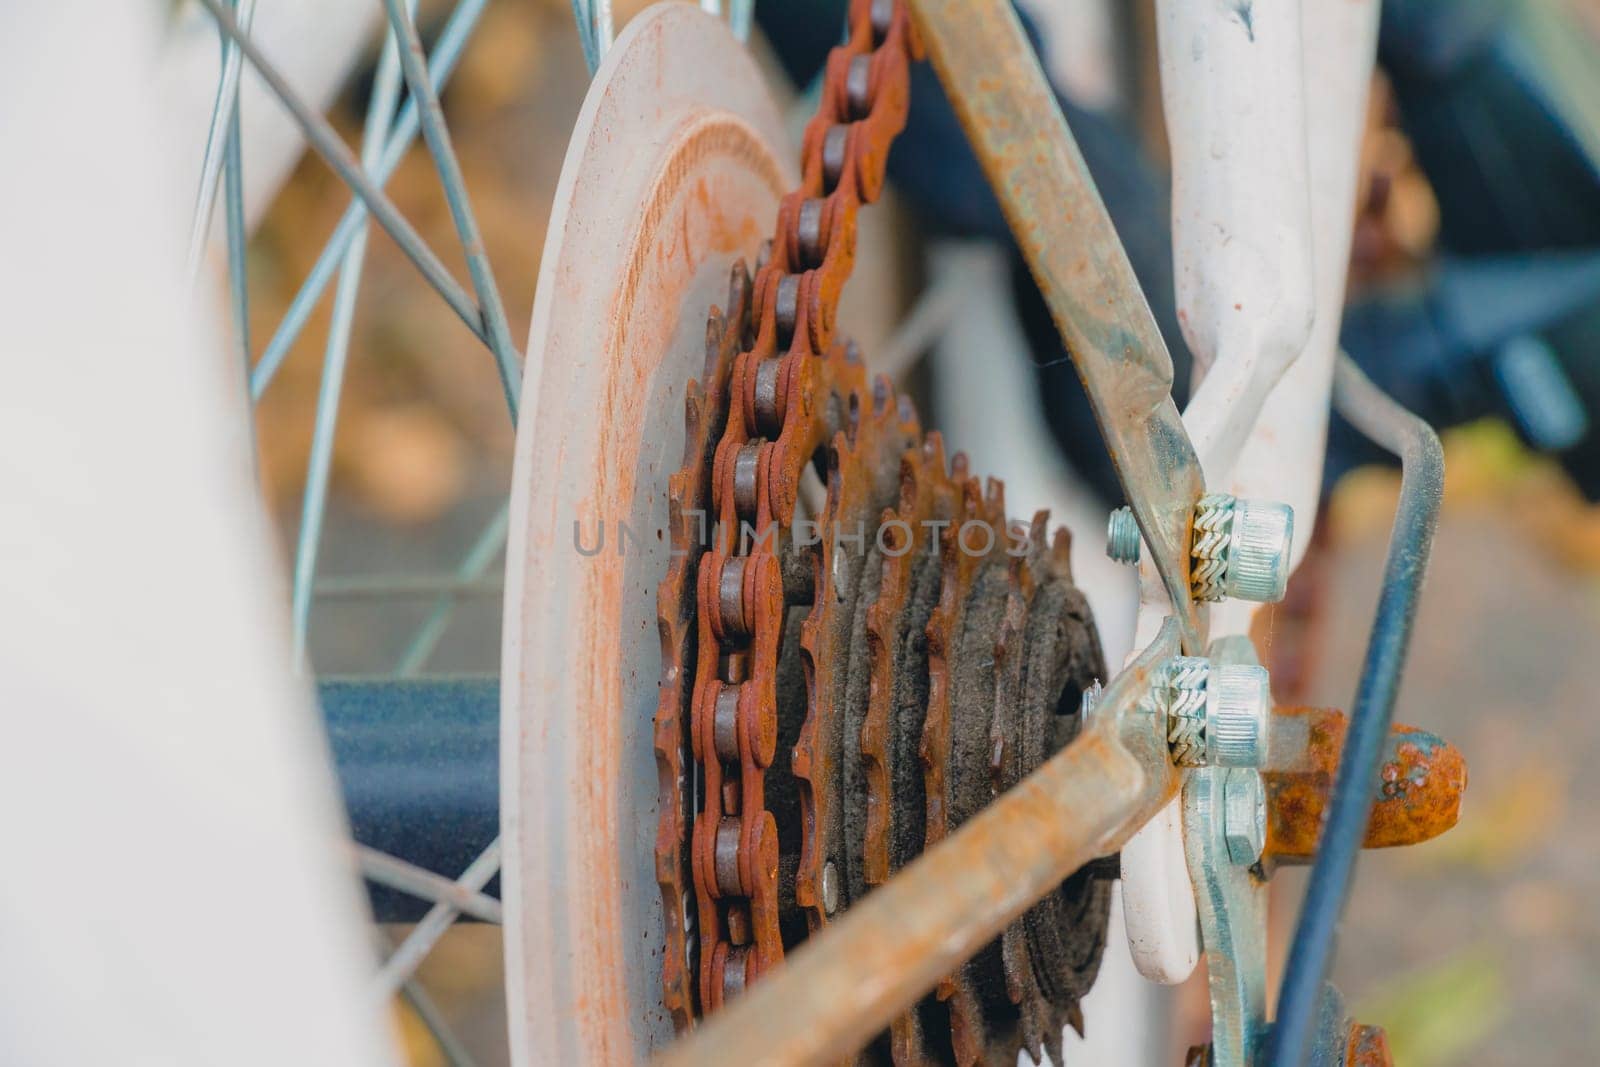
[0,6,394,1065]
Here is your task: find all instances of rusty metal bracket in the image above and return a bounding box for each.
[907,0,1209,655]
[654,618,1183,1067]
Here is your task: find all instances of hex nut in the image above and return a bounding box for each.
[1223,769,1266,866]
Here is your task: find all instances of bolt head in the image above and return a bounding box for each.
[1223,498,1294,603]
[1222,769,1267,866]
[1205,663,1271,768]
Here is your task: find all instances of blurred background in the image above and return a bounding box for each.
[226,0,1600,1062]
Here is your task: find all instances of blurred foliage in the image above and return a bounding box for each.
[1354,947,1508,1067]
[1419,751,1568,873]
[1333,417,1600,584]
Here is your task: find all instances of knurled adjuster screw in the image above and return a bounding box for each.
[1105,494,1295,604]
[1152,655,1271,769]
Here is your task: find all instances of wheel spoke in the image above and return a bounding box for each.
[569,0,598,77]
[594,0,616,62]
[373,838,502,997]
[394,503,510,677]
[196,0,495,361]
[729,0,754,41]
[223,84,252,381]
[289,4,415,664]
[569,0,613,74]
[218,0,256,467]
[397,973,482,1067]
[187,0,258,279]
[249,0,491,402]
[382,0,522,422]
[356,844,503,924]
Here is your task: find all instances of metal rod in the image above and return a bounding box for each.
[187,0,258,279]
[1266,355,1444,1066]
[382,0,522,421]
[394,502,511,677]
[315,573,501,599]
[195,0,490,353]
[373,837,502,997]
[907,0,1208,654]
[289,2,414,666]
[356,844,503,923]
[249,0,490,400]
[655,621,1181,1066]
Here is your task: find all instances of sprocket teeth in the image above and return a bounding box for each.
[654,2,1112,1057]
[862,443,940,889]
[1043,1026,1067,1067]
[792,361,920,932]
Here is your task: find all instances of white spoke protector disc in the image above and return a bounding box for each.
[500,6,793,1063]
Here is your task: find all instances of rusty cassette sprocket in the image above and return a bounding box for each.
[653,2,1114,1061]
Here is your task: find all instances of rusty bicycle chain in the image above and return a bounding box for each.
[653,0,921,1022]
[653,1,1113,1059]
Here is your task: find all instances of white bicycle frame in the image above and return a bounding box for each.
[1121,0,1380,984]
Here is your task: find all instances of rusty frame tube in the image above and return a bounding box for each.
[906,0,1207,655]
[655,621,1181,1067]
